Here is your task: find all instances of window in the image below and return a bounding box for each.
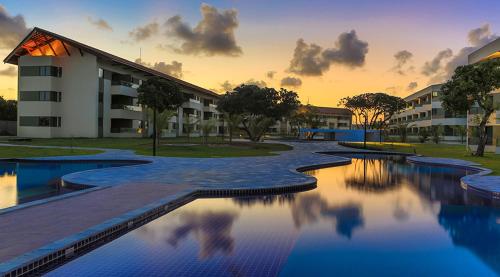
[20,66,62,77]
[19,116,61,127]
[98,68,104,78]
[19,91,61,102]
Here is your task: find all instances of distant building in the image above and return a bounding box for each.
[389,84,467,143]
[467,37,500,153]
[4,27,221,138]
[268,106,352,137]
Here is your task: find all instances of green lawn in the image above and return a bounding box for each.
[0,137,292,158]
[0,146,102,158]
[342,142,500,175]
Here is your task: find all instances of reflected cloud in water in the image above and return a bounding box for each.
[137,210,239,259]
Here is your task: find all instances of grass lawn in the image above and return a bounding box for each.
[342,142,500,175]
[0,137,293,158]
[0,146,102,158]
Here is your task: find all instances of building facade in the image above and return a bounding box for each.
[467,38,500,153]
[5,28,221,138]
[389,84,467,143]
[268,106,352,136]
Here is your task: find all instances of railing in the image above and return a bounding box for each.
[111,104,142,112]
[110,127,141,134]
[111,80,139,89]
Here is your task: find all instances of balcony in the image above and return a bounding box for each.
[203,103,218,112]
[110,104,143,120]
[110,82,138,97]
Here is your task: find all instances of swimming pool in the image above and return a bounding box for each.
[0,160,141,210]
[46,154,500,276]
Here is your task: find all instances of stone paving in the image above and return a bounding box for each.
[0,140,499,274]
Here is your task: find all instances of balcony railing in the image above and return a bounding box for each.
[111,104,142,112]
[110,127,141,134]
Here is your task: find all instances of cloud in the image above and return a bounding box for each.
[214,79,267,93]
[421,48,453,76]
[86,16,112,31]
[423,24,498,83]
[164,4,242,56]
[135,58,183,78]
[266,71,276,79]
[280,76,302,87]
[288,30,368,76]
[0,5,30,49]
[0,66,16,77]
[243,79,266,87]
[407,81,418,91]
[129,22,159,42]
[392,50,413,75]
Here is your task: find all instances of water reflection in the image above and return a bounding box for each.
[169,211,238,259]
[0,161,140,209]
[48,154,500,276]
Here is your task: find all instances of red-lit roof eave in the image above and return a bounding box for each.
[4,27,221,98]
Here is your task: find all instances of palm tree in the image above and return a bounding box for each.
[223,113,242,144]
[148,108,176,145]
[200,118,216,145]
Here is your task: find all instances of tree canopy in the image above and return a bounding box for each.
[217,85,300,141]
[138,77,185,112]
[440,58,500,156]
[0,97,16,121]
[339,92,405,129]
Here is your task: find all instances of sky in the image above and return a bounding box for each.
[0,0,499,107]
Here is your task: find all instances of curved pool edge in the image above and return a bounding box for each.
[405,156,500,200]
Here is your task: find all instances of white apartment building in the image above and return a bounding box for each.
[389,84,467,143]
[268,106,352,136]
[467,37,500,153]
[4,27,221,138]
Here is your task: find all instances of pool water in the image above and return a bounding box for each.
[0,161,139,210]
[47,154,500,276]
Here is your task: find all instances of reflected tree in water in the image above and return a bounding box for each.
[344,155,404,193]
[232,194,296,207]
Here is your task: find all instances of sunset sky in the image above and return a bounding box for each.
[0,0,499,107]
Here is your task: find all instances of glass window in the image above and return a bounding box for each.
[19,91,61,102]
[19,116,61,127]
[20,66,61,77]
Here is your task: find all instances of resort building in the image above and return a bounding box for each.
[389,84,467,143]
[467,37,500,153]
[4,27,221,138]
[268,106,352,136]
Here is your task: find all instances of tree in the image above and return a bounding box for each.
[200,118,216,145]
[339,92,405,147]
[0,97,16,121]
[430,125,443,144]
[217,85,300,141]
[418,128,429,143]
[183,114,199,142]
[290,105,326,140]
[223,112,242,143]
[440,58,500,156]
[397,122,414,143]
[147,108,176,142]
[453,125,467,144]
[138,77,185,156]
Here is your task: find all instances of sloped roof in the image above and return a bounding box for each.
[4,27,220,98]
[312,106,352,116]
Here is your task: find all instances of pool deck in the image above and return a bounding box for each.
[0,141,499,275]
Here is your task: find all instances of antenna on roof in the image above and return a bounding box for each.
[139,47,142,61]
